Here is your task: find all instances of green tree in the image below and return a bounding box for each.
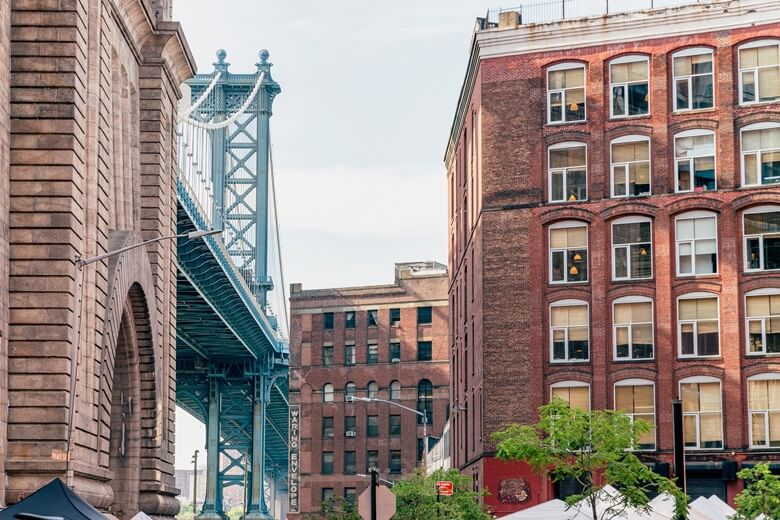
[734,462,780,519]
[391,468,492,520]
[176,500,194,520]
[303,495,361,520]
[225,505,244,520]
[493,398,687,520]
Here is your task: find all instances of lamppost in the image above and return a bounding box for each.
[193,449,200,515]
[65,229,221,486]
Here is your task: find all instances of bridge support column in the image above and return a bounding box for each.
[246,374,271,519]
[199,377,226,520]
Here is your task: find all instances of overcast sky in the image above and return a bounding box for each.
[172,0,495,469]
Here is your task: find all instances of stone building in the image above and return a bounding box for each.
[287,262,449,517]
[0,0,192,516]
[446,0,780,515]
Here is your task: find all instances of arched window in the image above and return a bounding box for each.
[344,382,357,401]
[610,135,650,197]
[679,376,723,449]
[675,211,718,276]
[674,129,716,192]
[549,220,588,284]
[671,47,714,111]
[614,378,656,450]
[611,216,652,280]
[678,292,719,357]
[547,62,586,123]
[745,288,780,354]
[612,296,654,361]
[609,55,649,117]
[548,142,587,202]
[738,39,780,104]
[741,122,780,187]
[322,384,334,403]
[389,380,401,401]
[747,373,780,448]
[367,381,379,399]
[417,379,433,426]
[744,205,780,271]
[550,299,589,362]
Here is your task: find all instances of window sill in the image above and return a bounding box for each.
[738,183,780,190]
[674,188,718,195]
[613,357,655,362]
[746,352,780,357]
[547,199,589,205]
[738,99,780,108]
[549,281,590,286]
[550,359,590,364]
[611,277,654,283]
[675,273,720,279]
[608,114,651,122]
[743,269,780,275]
[545,119,588,127]
[678,355,722,361]
[671,107,717,116]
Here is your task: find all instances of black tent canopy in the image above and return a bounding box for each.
[0,479,107,520]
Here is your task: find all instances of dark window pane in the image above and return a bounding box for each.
[418,306,432,324]
[367,416,379,437]
[345,416,356,434]
[390,342,401,362]
[569,339,589,360]
[324,312,334,330]
[766,237,780,269]
[613,85,626,115]
[345,312,356,328]
[681,326,695,356]
[676,79,689,110]
[390,451,402,473]
[691,75,713,109]
[322,417,334,438]
[743,71,756,103]
[389,415,401,437]
[367,450,379,472]
[678,160,692,191]
[390,308,401,326]
[323,346,334,366]
[567,169,587,201]
[553,336,566,360]
[322,452,334,474]
[345,345,355,366]
[367,344,378,364]
[693,157,716,190]
[417,341,432,361]
[344,451,356,475]
[630,244,652,278]
[551,170,564,201]
[551,250,565,282]
[633,341,654,359]
[698,330,719,356]
[567,249,588,282]
[367,310,378,327]
[762,152,780,184]
[614,247,628,278]
[628,83,649,115]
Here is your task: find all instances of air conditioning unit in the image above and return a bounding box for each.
[345,431,357,437]
[391,358,400,363]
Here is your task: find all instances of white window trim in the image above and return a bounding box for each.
[550,299,590,363]
[549,220,589,284]
[547,63,587,125]
[548,142,588,203]
[741,122,780,187]
[677,293,720,358]
[609,55,650,119]
[671,48,715,112]
[611,216,653,281]
[674,130,717,193]
[323,384,335,402]
[610,136,652,198]
[612,296,654,361]
[675,211,719,277]
[613,379,656,451]
[678,377,723,450]
[550,381,591,410]
[738,39,780,106]
[745,288,780,356]
[744,205,780,273]
[748,373,780,448]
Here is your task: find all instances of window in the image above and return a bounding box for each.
[345,488,356,504]
[322,417,334,439]
[367,309,378,327]
[615,380,656,450]
[742,123,780,186]
[678,294,719,357]
[673,48,714,111]
[344,344,356,366]
[344,451,356,475]
[345,415,356,436]
[367,415,379,437]
[610,56,649,117]
[675,130,716,192]
[322,488,334,502]
[676,212,717,276]
[746,290,780,354]
[345,383,357,401]
[611,136,650,197]
[323,384,334,403]
[417,379,433,426]
[345,311,356,328]
[367,343,378,364]
[389,450,402,473]
[323,312,334,330]
[367,381,379,399]
[390,308,401,326]
[548,143,587,202]
[390,342,401,362]
[322,452,334,474]
[613,297,654,360]
[745,206,780,271]
[550,300,589,362]
[739,40,780,104]
[748,374,780,448]
[547,63,586,123]
[549,222,588,283]
[417,306,432,324]
[367,450,379,471]
[612,217,652,280]
[680,377,723,449]
[390,380,401,401]
[322,345,334,366]
[550,382,590,410]
[417,438,425,463]
[389,415,401,437]
[417,341,432,361]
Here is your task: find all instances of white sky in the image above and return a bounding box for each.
[171,0,496,469]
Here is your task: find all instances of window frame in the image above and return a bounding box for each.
[744,205,780,272]
[390,308,401,326]
[675,211,719,277]
[745,288,780,356]
[747,373,780,448]
[611,216,653,281]
[417,340,433,361]
[390,341,401,362]
[549,299,590,363]
[677,293,720,358]
[609,55,650,119]
[323,383,334,403]
[344,382,357,401]
[389,380,401,401]
[322,344,334,367]
[549,220,589,284]
[549,380,591,410]
[610,135,652,198]
[672,47,715,112]
[367,381,379,399]
[323,312,334,330]
[547,141,588,203]
[738,39,780,105]
[612,296,655,361]
[367,415,379,438]
[322,452,334,474]
[322,416,334,439]
[679,376,723,450]
[367,343,379,364]
[547,62,587,124]
[344,343,356,366]
[674,129,717,193]
[389,414,402,437]
[345,311,356,329]
[741,122,780,187]
[367,309,378,327]
[614,378,656,451]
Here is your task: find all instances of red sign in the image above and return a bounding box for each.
[436,480,454,496]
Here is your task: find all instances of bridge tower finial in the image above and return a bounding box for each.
[214,49,230,74]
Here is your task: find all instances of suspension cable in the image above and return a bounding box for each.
[184,72,266,130]
[269,137,289,337]
[178,71,222,122]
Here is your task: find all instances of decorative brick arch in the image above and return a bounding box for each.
[732,191,780,211]
[665,196,724,216]
[668,118,719,135]
[600,202,659,220]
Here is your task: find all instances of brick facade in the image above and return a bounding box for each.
[288,263,449,517]
[446,0,780,515]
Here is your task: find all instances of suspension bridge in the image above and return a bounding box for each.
[175,49,289,519]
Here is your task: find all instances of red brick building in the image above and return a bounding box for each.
[445,0,780,515]
[287,262,449,517]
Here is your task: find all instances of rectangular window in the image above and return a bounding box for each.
[676,214,717,276]
[748,378,780,448]
[390,308,401,326]
[681,381,723,449]
[550,303,589,362]
[367,309,378,327]
[345,488,357,504]
[322,346,334,367]
[344,344,356,366]
[614,301,654,360]
[322,416,334,438]
[367,415,379,437]
[344,415,356,436]
[611,139,650,197]
[367,450,379,472]
[322,452,334,474]
[417,307,432,324]
[367,343,379,364]
[322,488,334,502]
[674,51,714,111]
[747,294,780,354]
[549,144,587,202]
[389,415,401,437]
[389,450,402,473]
[323,312,334,330]
[745,210,780,271]
[742,126,780,186]
[610,58,649,117]
[417,341,432,361]
[740,42,780,104]
[547,65,586,123]
[390,342,401,362]
[615,384,656,450]
[612,221,652,280]
[549,224,588,283]
[678,297,719,357]
[675,133,716,192]
[345,311,356,329]
[344,451,356,475]
[551,384,590,410]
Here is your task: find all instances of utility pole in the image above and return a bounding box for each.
[192,450,200,515]
[672,399,686,493]
[371,468,377,520]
